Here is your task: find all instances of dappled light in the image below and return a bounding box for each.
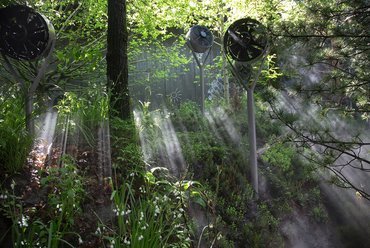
[133,107,186,177]
[0,0,369,247]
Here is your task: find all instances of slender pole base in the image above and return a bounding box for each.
[25,93,34,137]
[200,65,205,115]
[247,88,258,198]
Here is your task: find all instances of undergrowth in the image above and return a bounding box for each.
[0,93,32,174]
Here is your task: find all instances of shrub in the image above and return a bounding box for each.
[0,95,32,174]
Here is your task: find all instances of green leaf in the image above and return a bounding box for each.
[110,190,117,201]
[192,196,206,208]
[145,171,156,184]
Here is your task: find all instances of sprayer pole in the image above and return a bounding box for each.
[200,65,205,115]
[191,50,205,115]
[247,87,258,198]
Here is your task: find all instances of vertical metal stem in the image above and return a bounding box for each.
[60,113,70,167]
[25,93,34,137]
[247,88,258,197]
[222,48,229,104]
[200,65,205,114]
[190,48,209,115]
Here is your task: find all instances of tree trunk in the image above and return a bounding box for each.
[107,0,130,120]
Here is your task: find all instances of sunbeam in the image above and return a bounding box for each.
[31,104,59,169]
[134,107,186,177]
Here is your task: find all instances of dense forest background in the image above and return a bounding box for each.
[0,0,369,247]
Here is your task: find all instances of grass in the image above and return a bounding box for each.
[0,94,32,174]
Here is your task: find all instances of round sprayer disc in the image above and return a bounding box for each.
[186,25,214,53]
[224,18,268,63]
[0,5,55,61]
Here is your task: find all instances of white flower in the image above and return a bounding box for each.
[155,206,160,214]
[10,180,16,190]
[18,215,29,227]
[217,233,222,240]
[95,227,101,234]
[138,235,144,241]
[140,211,144,221]
[130,173,135,177]
[110,239,115,248]
[124,237,130,245]
[0,194,7,199]
[78,237,83,244]
[56,204,63,212]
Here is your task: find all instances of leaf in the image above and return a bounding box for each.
[110,190,117,201]
[192,195,206,208]
[145,171,156,184]
[183,180,202,191]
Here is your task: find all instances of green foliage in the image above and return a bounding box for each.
[310,204,328,223]
[39,157,85,247]
[0,181,48,248]
[96,170,195,247]
[57,89,109,123]
[55,90,109,148]
[0,158,85,247]
[1,1,364,247]
[171,101,205,131]
[0,93,32,174]
[242,203,283,248]
[262,143,295,174]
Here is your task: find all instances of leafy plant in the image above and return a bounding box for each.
[310,204,328,223]
[40,156,85,247]
[262,142,295,174]
[96,168,196,248]
[0,94,32,174]
[0,183,46,248]
[0,161,85,248]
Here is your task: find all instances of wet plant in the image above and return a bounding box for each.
[0,94,32,174]
[40,156,85,247]
[0,156,86,247]
[96,168,197,248]
[0,181,44,248]
[56,90,109,148]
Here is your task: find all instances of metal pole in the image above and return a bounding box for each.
[246,57,266,198]
[59,113,70,168]
[190,48,211,115]
[25,93,35,137]
[247,88,258,197]
[200,65,205,114]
